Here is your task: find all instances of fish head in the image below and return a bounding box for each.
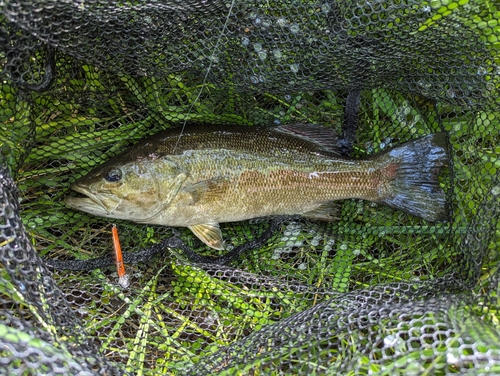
[65,158,187,223]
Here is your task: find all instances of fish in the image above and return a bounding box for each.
[65,123,449,250]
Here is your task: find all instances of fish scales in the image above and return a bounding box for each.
[65,124,449,249]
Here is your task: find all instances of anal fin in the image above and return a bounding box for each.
[188,223,225,250]
[301,202,341,221]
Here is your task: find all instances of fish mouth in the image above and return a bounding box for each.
[64,183,120,216]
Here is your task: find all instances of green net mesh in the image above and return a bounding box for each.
[1,0,500,374]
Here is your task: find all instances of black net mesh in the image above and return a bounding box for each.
[1,0,500,374]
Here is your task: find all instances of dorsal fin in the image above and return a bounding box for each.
[275,123,342,155]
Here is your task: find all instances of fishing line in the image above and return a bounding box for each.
[172,0,236,153]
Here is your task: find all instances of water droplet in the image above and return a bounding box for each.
[205,314,216,325]
[418,80,432,89]
[254,17,261,25]
[477,66,487,75]
[43,276,52,287]
[446,352,459,364]
[339,244,348,251]
[241,37,250,46]
[491,185,500,196]
[284,94,292,101]
[384,335,399,347]
[277,17,286,27]
[258,51,267,61]
[273,49,283,60]
[290,24,300,34]
[118,275,130,289]
[298,263,307,270]
[250,76,259,84]
[365,141,374,154]
[77,308,88,315]
[446,89,456,98]
[321,3,331,13]
[253,43,262,52]
[274,119,281,125]
[422,5,431,12]
[290,63,300,73]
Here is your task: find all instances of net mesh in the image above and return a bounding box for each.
[1,0,500,374]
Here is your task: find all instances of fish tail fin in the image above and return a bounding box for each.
[375,132,450,222]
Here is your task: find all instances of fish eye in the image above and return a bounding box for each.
[103,167,123,182]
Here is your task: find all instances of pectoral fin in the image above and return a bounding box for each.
[182,178,229,205]
[188,223,225,250]
[302,202,342,221]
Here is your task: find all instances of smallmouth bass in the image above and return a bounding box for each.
[65,124,449,249]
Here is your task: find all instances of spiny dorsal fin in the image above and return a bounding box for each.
[188,223,224,250]
[276,123,342,155]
